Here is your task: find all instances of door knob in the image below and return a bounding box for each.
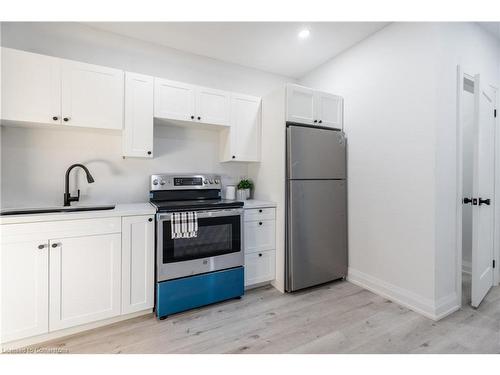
[479,198,491,206]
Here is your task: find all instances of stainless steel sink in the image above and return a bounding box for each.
[0,205,116,216]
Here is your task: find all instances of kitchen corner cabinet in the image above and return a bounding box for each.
[286,84,343,129]
[123,72,154,158]
[0,238,49,343]
[1,47,124,130]
[243,206,276,288]
[121,215,155,314]
[1,213,154,344]
[220,94,262,162]
[1,48,61,125]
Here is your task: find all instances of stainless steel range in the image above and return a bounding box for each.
[150,174,245,319]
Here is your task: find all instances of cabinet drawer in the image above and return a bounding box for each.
[244,250,276,287]
[244,207,275,222]
[244,220,275,254]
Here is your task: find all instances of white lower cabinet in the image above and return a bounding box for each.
[243,206,276,288]
[1,238,49,343]
[49,233,122,331]
[121,215,155,314]
[1,213,154,344]
[245,250,276,287]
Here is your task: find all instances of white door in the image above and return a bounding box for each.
[314,91,343,129]
[471,75,496,308]
[121,215,155,314]
[61,60,124,130]
[286,84,315,125]
[154,78,196,122]
[1,239,49,342]
[231,94,261,162]
[195,87,230,126]
[49,234,121,331]
[1,47,61,125]
[123,72,154,158]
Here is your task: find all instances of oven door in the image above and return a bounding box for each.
[156,208,244,281]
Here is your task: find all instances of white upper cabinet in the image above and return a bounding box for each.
[123,72,154,158]
[221,94,261,162]
[286,84,343,129]
[61,60,124,130]
[314,91,343,129]
[286,84,315,125]
[195,87,230,126]
[121,215,155,314]
[1,48,124,130]
[154,78,196,122]
[1,48,61,125]
[1,237,49,343]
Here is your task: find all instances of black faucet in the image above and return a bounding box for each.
[64,164,95,206]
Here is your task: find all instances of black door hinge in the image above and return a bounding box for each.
[493,260,496,269]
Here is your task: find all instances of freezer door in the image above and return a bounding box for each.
[287,179,347,291]
[287,125,346,180]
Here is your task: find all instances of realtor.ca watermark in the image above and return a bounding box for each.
[2,347,69,354]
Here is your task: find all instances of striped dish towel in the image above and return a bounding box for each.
[171,211,198,239]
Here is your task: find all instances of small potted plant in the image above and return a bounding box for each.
[237,179,254,201]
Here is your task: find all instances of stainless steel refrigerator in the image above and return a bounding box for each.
[285,124,347,292]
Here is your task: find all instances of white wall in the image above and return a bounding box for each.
[299,23,440,317]
[0,22,293,207]
[298,22,500,319]
[433,23,500,306]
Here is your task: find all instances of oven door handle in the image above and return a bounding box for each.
[157,208,243,221]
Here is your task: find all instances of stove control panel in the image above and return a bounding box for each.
[151,174,222,191]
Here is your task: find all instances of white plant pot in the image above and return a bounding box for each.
[237,189,250,201]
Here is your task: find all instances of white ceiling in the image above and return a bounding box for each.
[85,22,388,78]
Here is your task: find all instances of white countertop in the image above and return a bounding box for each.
[0,203,156,225]
[240,199,277,209]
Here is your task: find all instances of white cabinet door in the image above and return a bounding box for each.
[123,72,154,158]
[49,234,121,331]
[1,239,49,342]
[154,78,196,122]
[195,87,230,126]
[244,250,276,287]
[1,47,61,125]
[61,60,124,130]
[286,84,315,125]
[244,220,276,254]
[232,94,261,162]
[314,91,343,129]
[121,215,155,314]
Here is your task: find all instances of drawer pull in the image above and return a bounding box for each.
[259,222,263,225]
[259,209,263,213]
[259,253,262,257]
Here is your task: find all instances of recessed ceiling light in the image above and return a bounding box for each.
[298,29,310,39]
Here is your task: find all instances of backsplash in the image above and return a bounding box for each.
[0,124,248,208]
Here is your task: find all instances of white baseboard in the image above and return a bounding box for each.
[347,268,459,321]
[462,261,472,275]
[1,309,153,351]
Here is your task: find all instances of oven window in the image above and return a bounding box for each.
[162,215,241,263]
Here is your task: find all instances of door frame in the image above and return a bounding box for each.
[455,65,499,308]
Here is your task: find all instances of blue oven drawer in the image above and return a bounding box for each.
[156,266,244,318]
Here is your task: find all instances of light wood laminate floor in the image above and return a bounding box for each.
[33,280,500,354]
